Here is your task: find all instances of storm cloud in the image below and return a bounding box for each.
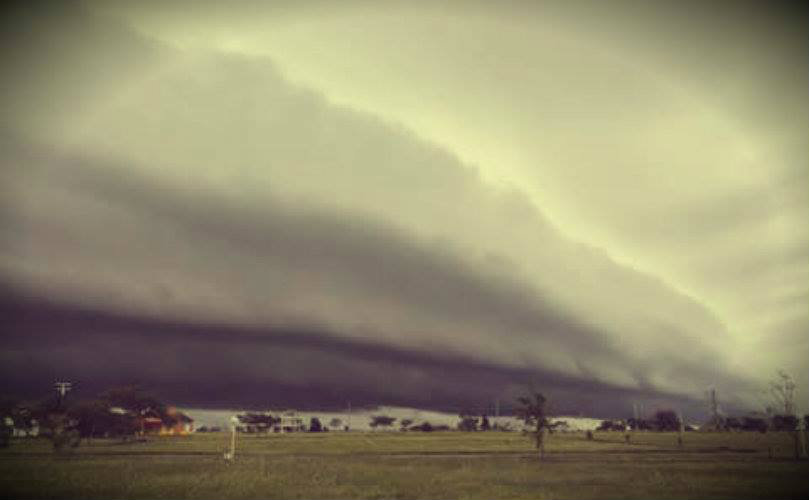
[1,1,805,416]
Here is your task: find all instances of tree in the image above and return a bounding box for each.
[480,415,491,431]
[0,398,14,447]
[0,423,10,448]
[68,399,112,440]
[598,420,619,431]
[99,386,162,414]
[99,385,180,436]
[724,417,742,431]
[329,418,343,429]
[597,419,626,432]
[412,422,433,432]
[703,388,725,431]
[770,371,796,417]
[771,414,798,432]
[369,415,396,429]
[400,419,413,431]
[627,417,651,431]
[41,410,82,452]
[0,396,18,419]
[17,397,84,451]
[515,392,552,461]
[768,370,803,460]
[309,417,323,432]
[741,417,768,433]
[653,410,679,432]
[0,397,33,446]
[457,414,479,432]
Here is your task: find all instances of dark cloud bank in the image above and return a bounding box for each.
[2,286,709,418]
[0,143,746,418]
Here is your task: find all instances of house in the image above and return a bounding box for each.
[276,411,306,433]
[160,407,194,435]
[133,406,193,435]
[137,408,164,435]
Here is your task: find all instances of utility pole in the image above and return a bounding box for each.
[54,381,72,408]
[707,388,720,430]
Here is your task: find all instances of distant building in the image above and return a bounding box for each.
[132,406,194,435]
[138,409,164,435]
[161,407,194,435]
[278,411,306,433]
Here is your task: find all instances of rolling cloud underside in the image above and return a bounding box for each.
[0,4,758,416]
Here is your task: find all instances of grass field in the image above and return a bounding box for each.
[1,431,807,499]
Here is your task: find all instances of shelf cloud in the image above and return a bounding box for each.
[2,1,805,416]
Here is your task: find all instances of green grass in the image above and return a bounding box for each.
[1,431,807,499]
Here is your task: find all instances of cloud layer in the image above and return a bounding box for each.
[2,1,805,416]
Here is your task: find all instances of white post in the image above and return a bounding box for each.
[226,416,238,461]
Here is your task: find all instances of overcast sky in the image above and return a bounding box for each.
[1,0,806,417]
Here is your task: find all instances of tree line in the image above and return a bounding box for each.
[1,386,181,450]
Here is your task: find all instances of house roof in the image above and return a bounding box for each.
[166,406,193,422]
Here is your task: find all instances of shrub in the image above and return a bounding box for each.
[724,417,741,431]
[653,410,679,432]
[412,422,433,432]
[369,415,396,429]
[627,417,652,431]
[457,415,479,432]
[771,414,798,432]
[741,417,768,433]
[597,420,626,432]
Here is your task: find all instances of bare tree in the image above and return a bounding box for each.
[515,392,552,461]
[770,370,796,416]
[703,387,724,431]
[769,370,805,460]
